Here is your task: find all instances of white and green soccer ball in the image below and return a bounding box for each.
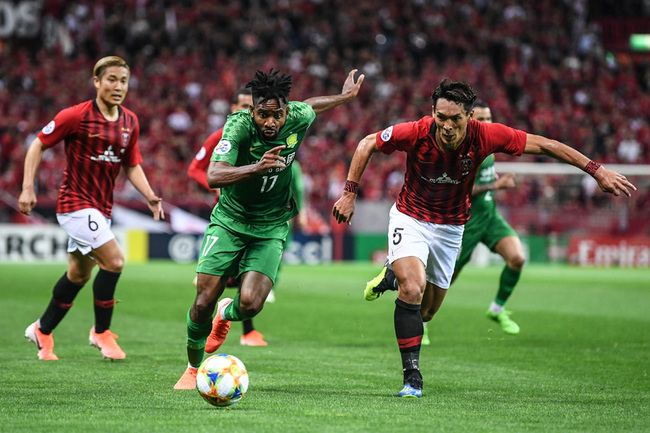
[196,354,248,407]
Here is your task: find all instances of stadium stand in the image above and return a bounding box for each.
[1,0,648,234]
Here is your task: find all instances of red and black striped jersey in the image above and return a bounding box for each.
[187,128,223,192]
[37,100,143,218]
[376,117,526,225]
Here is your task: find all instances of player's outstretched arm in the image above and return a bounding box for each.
[207,145,287,189]
[18,137,47,215]
[524,134,636,197]
[332,133,379,224]
[123,164,165,220]
[471,173,516,196]
[303,69,365,115]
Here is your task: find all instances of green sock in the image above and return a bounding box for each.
[495,265,521,306]
[186,308,212,367]
[222,293,245,321]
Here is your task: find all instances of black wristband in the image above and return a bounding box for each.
[585,160,601,175]
[343,180,359,194]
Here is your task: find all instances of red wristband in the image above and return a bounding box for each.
[343,180,359,194]
[584,161,601,175]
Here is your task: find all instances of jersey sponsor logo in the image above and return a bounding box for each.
[286,133,298,148]
[380,126,393,142]
[420,172,461,184]
[214,140,231,155]
[42,121,55,135]
[90,145,122,163]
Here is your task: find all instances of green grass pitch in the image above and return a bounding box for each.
[1,261,648,432]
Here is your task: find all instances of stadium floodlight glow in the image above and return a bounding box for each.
[630,34,650,51]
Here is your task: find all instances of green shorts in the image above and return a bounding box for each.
[455,210,517,270]
[196,213,289,284]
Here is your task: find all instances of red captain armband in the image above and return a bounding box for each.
[584,160,601,175]
[343,180,359,194]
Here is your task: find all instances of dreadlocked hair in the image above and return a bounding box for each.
[245,69,292,106]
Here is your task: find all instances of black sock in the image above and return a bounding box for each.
[386,268,398,290]
[403,366,423,388]
[394,298,423,387]
[242,319,254,335]
[39,272,84,334]
[93,269,121,333]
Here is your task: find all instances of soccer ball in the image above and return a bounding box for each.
[196,354,248,407]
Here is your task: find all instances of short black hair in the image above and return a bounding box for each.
[245,69,292,106]
[431,78,477,114]
[232,88,252,104]
[473,100,489,109]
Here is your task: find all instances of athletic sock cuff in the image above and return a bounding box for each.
[223,294,246,321]
[395,298,421,312]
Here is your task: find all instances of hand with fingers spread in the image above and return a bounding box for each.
[303,69,365,115]
[593,166,637,197]
[341,69,365,100]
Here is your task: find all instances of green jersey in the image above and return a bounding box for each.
[210,101,316,225]
[471,154,497,216]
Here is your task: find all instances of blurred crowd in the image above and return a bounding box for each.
[1,0,649,232]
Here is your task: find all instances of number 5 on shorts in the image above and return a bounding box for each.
[392,227,404,245]
[201,235,219,257]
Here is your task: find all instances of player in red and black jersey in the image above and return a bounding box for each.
[333,78,636,398]
[19,56,164,361]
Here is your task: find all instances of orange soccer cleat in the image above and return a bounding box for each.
[240,330,268,346]
[25,321,58,361]
[205,298,233,353]
[173,367,198,390]
[89,327,126,360]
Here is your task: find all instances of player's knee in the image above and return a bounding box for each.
[192,296,218,323]
[239,299,262,318]
[105,256,124,273]
[73,274,91,285]
[67,269,92,285]
[397,278,426,303]
[421,310,434,322]
[508,254,526,271]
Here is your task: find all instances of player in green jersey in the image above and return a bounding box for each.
[174,68,364,389]
[451,101,524,335]
[363,101,525,336]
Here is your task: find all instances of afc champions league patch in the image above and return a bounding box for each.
[42,120,55,135]
[380,126,393,142]
[286,133,298,149]
[214,140,231,155]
